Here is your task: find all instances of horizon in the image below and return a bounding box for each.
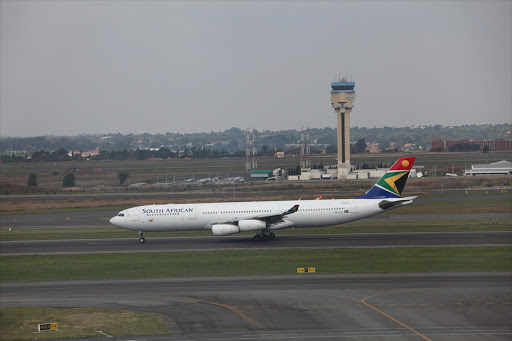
[1,123,511,139]
[0,123,512,140]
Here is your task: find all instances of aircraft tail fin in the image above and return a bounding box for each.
[357,157,416,199]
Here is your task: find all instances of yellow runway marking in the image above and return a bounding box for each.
[361,298,432,341]
[125,294,264,330]
[318,292,432,340]
[165,296,264,329]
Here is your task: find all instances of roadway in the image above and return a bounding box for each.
[2,231,512,256]
[1,272,511,340]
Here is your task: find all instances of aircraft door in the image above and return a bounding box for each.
[189,208,196,219]
[350,202,357,214]
[132,209,140,221]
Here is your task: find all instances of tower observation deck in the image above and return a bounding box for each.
[331,77,356,178]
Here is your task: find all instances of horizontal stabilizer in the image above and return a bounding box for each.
[379,196,416,210]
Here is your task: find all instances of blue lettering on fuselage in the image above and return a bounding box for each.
[142,208,193,214]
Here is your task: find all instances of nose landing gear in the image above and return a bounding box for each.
[138,231,145,244]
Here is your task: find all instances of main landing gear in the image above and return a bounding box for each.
[138,231,145,244]
[253,231,275,241]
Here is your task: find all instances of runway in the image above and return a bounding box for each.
[2,272,511,340]
[2,231,511,256]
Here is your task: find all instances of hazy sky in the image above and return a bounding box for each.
[1,1,511,137]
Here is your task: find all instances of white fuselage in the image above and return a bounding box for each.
[109,198,390,233]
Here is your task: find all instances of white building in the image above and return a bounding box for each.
[465,160,512,176]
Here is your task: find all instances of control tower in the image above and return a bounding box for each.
[331,78,356,179]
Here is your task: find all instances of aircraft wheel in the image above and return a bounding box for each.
[270,233,275,240]
[253,234,262,241]
[139,237,145,244]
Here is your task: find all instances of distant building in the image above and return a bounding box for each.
[465,160,512,176]
[249,170,273,180]
[431,139,512,151]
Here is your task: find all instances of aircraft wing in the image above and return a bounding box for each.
[214,204,300,225]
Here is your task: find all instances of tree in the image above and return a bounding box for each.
[260,145,269,156]
[325,145,337,154]
[63,173,76,187]
[27,173,37,187]
[483,145,489,153]
[51,148,70,161]
[355,138,367,153]
[118,172,130,185]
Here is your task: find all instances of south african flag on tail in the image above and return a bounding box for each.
[357,157,416,199]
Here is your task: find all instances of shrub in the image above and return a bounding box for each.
[27,173,37,187]
[63,173,76,187]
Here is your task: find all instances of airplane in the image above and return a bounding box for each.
[110,157,416,243]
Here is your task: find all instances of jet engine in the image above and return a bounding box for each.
[211,224,239,236]
[211,220,267,236]
[238,219,266,232]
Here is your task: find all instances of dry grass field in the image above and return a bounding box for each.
[0,176,510,213]
[1,152,510,212]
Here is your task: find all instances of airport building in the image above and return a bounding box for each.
[465,160,512,176]
[249,170,273,180]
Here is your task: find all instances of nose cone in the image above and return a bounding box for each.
[109,216,119,227]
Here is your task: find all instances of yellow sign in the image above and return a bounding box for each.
[38,323,58,332]
[297,267,316,273]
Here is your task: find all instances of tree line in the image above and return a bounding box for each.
[2,124,509,156]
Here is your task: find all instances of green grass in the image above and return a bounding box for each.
[0,307,172,341]
[1,247,511,282]
[1,219,510,242]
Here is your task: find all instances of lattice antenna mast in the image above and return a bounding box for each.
[245,128,251,172]
[252,128,257,169]
[300,127,305,168]
[305,127,311,168]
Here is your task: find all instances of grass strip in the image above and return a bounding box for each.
[390,198,511,215]
[0,307,172,341]
[1,219,511,242]
[1,247,511,282]
[1,194,510,217]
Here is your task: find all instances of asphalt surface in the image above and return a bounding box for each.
[2,272,511,340]
[2,231,512,256]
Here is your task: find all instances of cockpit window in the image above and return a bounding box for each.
[118,213,125,217]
